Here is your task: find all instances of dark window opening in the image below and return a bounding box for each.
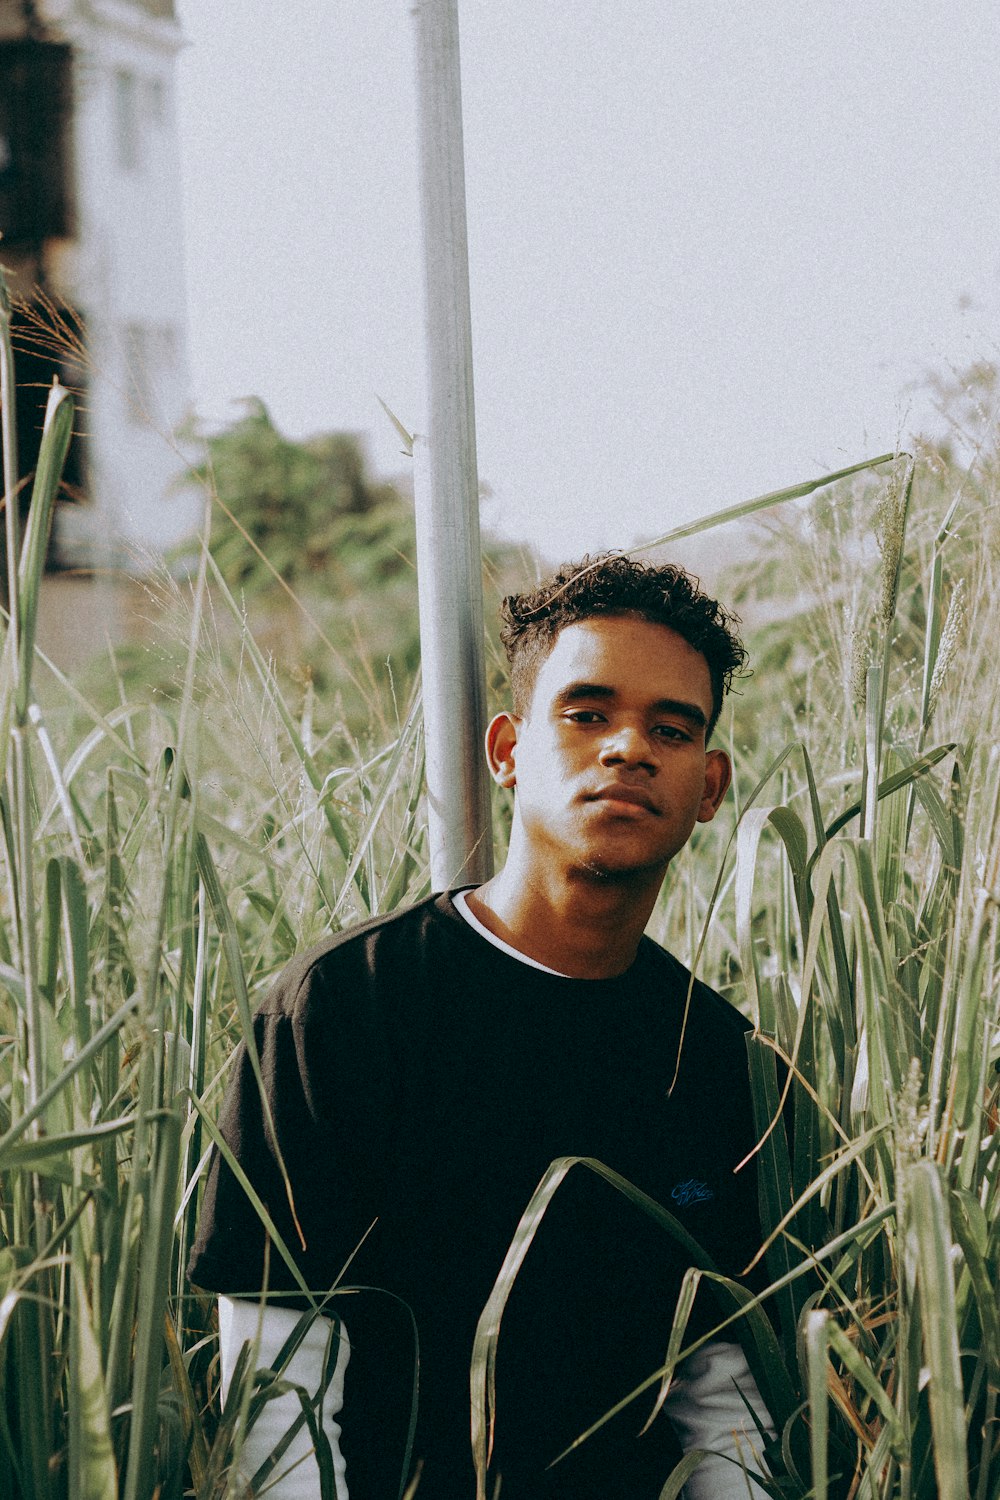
[0,41,74,248]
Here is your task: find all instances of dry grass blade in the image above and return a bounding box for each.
[637,452,899,550]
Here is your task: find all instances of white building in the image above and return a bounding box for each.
[0,0,198,568]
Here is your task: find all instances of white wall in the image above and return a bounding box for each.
[46,0,199,564]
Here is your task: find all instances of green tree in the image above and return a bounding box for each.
[186,398,414,595]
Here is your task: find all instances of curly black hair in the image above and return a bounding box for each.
[499,553,748,734]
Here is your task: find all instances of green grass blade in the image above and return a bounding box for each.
[826,1320,905,1451]
[643,1265,700,1431]
[735,804,809,1028]
[103,770,136,1001]
[907,1161,969,1500]
[820,742,957,846]
[15,382,74,724]
[39,856,61,1004]
[68,1261,118,1500]
[950,1192,1000,1368]
[747,1036,800,1356]
[0,266,21,685]
[637,452,898,550]
[0,992,140,1159]
[28,700,86,863]
[10,1281,55,1498]
[60,856,91,1049]
[332,688,422,918]
[122,1107,183,1500]
[163,1310,210,1494]
[376,394,415,456]
[805,1310,829,1500]
[0,1117,133,1172]
[657,1448,710,1500]
[204,550,356,864]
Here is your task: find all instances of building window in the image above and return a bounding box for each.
[0,41,74,243]
[114,69,140,171]
[146,76,165,126]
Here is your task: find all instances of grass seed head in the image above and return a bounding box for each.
[873,466,908,629]
[849,623,872,711]
[927,578,967,722]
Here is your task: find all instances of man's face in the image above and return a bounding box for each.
[489,615,732,881]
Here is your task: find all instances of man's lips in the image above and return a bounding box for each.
[587,785,660,814]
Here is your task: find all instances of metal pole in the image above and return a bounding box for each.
[411,0,493,889]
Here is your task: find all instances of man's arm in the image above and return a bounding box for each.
[218,1297,350,1500]
[662,1340,774,1499]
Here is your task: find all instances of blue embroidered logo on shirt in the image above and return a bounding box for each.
[671,1178,714,1206]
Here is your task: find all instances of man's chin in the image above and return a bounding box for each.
[574,850,673,883]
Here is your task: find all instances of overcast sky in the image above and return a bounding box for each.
[174,2,1000,561]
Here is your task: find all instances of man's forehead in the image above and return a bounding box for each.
[531,616,714,704]
[542,615,706,665]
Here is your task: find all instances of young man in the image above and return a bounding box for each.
[189,555,773,1499]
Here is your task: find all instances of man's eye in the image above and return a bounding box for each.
[653,724,692,741]
[565,710,605,724]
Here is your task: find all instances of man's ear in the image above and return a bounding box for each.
[485,712,520,788]
[696,748,732,823]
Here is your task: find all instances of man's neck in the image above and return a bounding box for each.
[466,855,663,980]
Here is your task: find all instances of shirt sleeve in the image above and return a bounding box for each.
[218,1296,350,1500]
[187,961,392,1300]
[662,1339,774,1500]
[188,1011,322,1297]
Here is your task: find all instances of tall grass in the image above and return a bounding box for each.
[1,268,998,1499]
[0,276,433,1498]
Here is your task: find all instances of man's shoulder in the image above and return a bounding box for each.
[256,890,462,1022]
[637,935,753,1038]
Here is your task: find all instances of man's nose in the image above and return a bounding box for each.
[598,724,656,769]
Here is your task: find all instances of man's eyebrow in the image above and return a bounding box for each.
[653,698,708,729]
[553,683,708,729]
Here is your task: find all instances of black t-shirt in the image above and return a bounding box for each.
[189,891,764,1499]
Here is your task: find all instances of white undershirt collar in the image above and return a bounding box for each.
[452,888,570,977]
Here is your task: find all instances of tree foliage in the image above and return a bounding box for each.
[186,398,414,595]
